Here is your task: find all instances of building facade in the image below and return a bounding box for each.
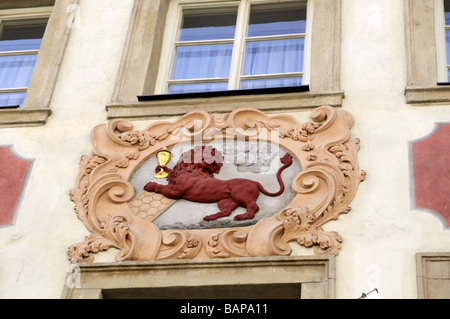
[0,0,449,299]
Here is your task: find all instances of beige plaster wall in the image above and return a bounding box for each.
[0,0,449,299]
[287,0,450,299]
[0,0,134,298]
[290,0,450,299]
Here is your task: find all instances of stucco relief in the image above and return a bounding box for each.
[68,106,365,262]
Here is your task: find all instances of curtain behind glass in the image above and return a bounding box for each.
[172,44,233,80]
[445,0,450,81]
[241,77,302,89]
[0,92,26,107]
[0,55,38,88]
[243,39,304,76]
[0,36,42,107]
[446,30,450,63]
[169,82,228,94]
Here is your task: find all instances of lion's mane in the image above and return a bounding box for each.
[167,145,224,184]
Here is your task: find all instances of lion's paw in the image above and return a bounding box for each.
[233,212,255,221]
[144,182,157,192]
[203,213,222,221]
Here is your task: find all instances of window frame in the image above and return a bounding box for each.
[416,252,450,299]
[0,0,79,127]
[62,256,336,299]
[435,0,450,82]
[404,0,450,104]
[107,0,343,120]
[155,0,312,94]
[0,11,49,109]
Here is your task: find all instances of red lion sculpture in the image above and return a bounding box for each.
[144,145,293,221]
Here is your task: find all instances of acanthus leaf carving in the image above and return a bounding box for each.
[270,205,343,256]
[68,215,132,263]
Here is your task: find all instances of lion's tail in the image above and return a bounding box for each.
[256,152,293,197]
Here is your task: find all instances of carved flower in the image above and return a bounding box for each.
[119,131,154,148]
[302,122,319,134]
[278,205,315,231]
[279,122,320,141]
[302,140,315,151]
[119,131,142,145]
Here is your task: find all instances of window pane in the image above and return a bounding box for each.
[0,92,26,107]
[446,29,450,64]
[0,23,46,52]
[169,82,228,94]
[445,0,450,25]
[243,38,304,75]
[248,4,306,37]
[179,10,237,41]
[1,23,47,40]
[172,44,233,80]
[0,39,42,52]
[0,54,38,88]
[241,76,302,89]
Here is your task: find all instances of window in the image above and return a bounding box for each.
[416,253,450,299]
[107,0,342,119]
[445,2,450,80]
[0,19,47,108]
[436,0,450,82]
[404,0,450,104]
[443,1,450,80]
[0,0,79,127]
[157,0,309,94]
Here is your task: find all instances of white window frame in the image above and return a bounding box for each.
[0,7,51,107]
[155,0,312,94]
[435,0,450,82]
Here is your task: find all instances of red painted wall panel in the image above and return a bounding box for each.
[0,147,31,226]
[412,124,450,226]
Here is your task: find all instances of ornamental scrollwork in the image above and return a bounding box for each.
[68,106,365,262]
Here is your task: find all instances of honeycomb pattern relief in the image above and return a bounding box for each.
[129,191,176,222]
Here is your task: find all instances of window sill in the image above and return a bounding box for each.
[405,85,450,105]
[106,89,344,120]
[138,85,311,102]
[0,107,51,127]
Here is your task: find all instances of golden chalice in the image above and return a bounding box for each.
[154,147,172,179]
